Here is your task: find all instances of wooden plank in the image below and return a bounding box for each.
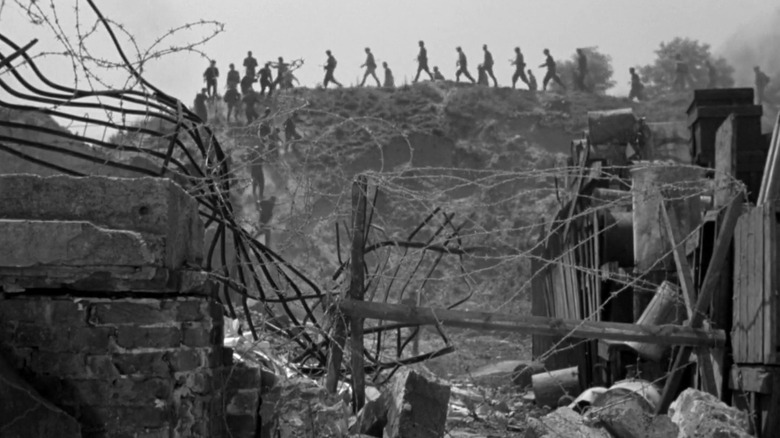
[660,202,695,318]
[762,368,780,438]
[339,300,726,347]
[656,194,743,414]
[714,114,737,208]
[728,365,775,394]
[733,214,747,363]
[765,203,778,364]
[751,208,765,363]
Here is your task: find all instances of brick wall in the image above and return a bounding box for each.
[0,294,227,438]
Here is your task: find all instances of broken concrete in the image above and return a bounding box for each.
[0,174,203,268]
[590,396,678,438]
[0,353,81,438]
[669,388,752,438]
[524,406,611,438]
[385,368,451,438]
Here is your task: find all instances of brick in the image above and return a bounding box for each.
[70,326,114,353]
[83,405,170,431]
[14,323,70,349]
[112,352,171,377]
[85,355,120,380]
[174,371,213,394]
[181,322,210,347]
[226,414,258,438]
[72,377,173,406]
[225,363,262,388]
[226,389,260,416]
[91,301,180,326]
[175,300,205,321]
[168,348,206,372]
[116,326,181,349]
[0,297,44,322]
[49,300,88,325]
[28,351,86,377]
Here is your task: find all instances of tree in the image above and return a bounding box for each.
[639,37,735,93]
[556,47,616,93]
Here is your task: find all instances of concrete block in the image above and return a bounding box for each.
[669,388,752,438]
[0,174,203,267]
[385,368,450,438]
[0,219,164,266]
[0,354,81,438]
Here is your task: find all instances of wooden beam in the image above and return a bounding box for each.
[339,300,726,347]
[759,111,780,205]
[728,365,776,394]
[656,193,743,414]
[349,175,368,412]
[659,202,695,318]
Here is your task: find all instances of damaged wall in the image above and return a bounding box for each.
[0,175,262,438]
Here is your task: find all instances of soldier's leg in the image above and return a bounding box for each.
[543,71,553,90]
[519,70,530,87]
[414,65,423,82]
[487,66,498,87]
[466,69,475,83]
[456,68,462,82]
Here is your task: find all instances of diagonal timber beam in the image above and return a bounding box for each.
[339,300,726,348]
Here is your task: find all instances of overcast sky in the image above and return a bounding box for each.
[0,1,776,102]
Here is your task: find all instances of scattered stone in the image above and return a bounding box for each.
[590,395,678,438]
[0,354,81,438]
[385,368,451,438]
[350,392,388,437]
[669,388,752,438]
[524,406,611,438]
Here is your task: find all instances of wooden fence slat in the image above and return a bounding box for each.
[765,203,778,363]
[752,208,764,363]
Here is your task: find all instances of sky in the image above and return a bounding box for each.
[0,0,777,103]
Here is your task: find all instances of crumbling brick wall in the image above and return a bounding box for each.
[0,295,226,437]
[0,175,266,438]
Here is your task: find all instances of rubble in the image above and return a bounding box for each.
[524,406,611,438]
[385,368,451,438]
[669,388,753,438]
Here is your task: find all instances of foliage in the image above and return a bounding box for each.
[639,37,735,93]
[556,47,616,93]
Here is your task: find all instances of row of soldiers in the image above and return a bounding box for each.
[196,45,774,124]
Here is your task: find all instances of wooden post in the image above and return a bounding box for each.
[326,176,368,399]
[655,193,743,414]
[349,175,368,411]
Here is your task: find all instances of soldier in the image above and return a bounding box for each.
[433,66,445,81]
[284,114,302,142]
[628,67,645,101]
[226,63,240,90]
[271,57,289,90]
[482,44,498,87]
[203,60,219,98]
[360,47,381,87]
[243,51,258,78]
[527,69,538,91]
[511,47,530,89]
[323,50,343,88]
[539,49,565,91]
[673,54,692,90]
[249,146,265,204]
[223,87,241,123]
[258,62,274,96]
[240,73,255,95]
[414,40,434,82]
[194,88,208,122]
[755,66,771,104]
[242,90,260,125]
[383,62,395,88]
[455,47,475,83]
[575,48,588,91]
[477,64,489,86]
